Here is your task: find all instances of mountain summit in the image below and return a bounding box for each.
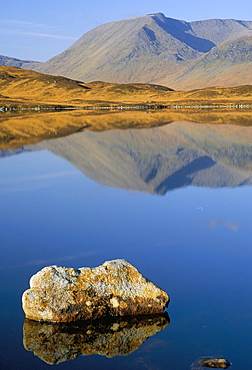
[31,14,252,88]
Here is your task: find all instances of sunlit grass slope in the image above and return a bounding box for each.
[1,66,252,110]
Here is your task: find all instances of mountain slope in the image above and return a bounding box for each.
[0,55,41,69]
[34,13,252,85]
[0,65,175,108]
[159,35,252,89]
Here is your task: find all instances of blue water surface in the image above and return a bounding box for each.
[0,134,252,369]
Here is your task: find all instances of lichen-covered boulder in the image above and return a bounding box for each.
[23,314,169,364]
[22,259,169,322]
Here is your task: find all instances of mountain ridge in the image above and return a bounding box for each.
[0,55,41,70]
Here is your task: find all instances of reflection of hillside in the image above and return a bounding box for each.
[30,121,252,194]
[1,110,252,150]
[23,314,169,364]
[2,121,252,194]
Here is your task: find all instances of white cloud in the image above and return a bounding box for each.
[0,18,77,40]
[21,31,77,40]
[0,27,77,40]
[0,19,54,28]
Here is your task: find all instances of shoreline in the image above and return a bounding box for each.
[1,103,252,113]
[1,108,252,150]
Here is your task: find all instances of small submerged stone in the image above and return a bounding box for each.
[198,357,232,368]
[22,259,169,322]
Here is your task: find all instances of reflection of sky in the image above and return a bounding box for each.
[1,149,252,369]
[1,149,252,269]
[0,150,78,194]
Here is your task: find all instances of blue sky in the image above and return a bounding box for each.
[1,0,252,62]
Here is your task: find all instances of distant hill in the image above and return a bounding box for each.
[1,66,252,110]
[33,13,252,88]
[0,55,41,69]
[0,65,174,109]
[159,35,252,89]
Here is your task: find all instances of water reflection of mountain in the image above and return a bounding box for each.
[2,121,252,194]
[30,121,252,194]
[23,314,169,364]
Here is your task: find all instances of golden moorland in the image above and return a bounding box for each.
[1,65,252,149]
[1,66,252,109]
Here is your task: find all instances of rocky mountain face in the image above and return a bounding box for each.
[159,35,252,89]
[32,13,252,89]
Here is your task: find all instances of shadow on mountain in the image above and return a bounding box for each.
[156,156,216,194]
[153,14,215,53]
[23,314,169,365]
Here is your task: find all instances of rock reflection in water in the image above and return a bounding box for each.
[23,313,169,365]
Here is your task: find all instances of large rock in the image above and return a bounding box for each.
[22,259,169,322]
[23,314,169,364]
[197,357,232,368]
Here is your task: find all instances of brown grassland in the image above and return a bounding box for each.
[1,66,252,109]
[1,66,252,149]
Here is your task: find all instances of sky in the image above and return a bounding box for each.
[1,0,252,62]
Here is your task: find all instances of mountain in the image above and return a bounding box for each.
[21,121,252,195]
[0,55,41,69]
[33,13,252,88]
[159,35,252,89]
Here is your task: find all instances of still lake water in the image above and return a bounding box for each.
[1,117,252,369]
